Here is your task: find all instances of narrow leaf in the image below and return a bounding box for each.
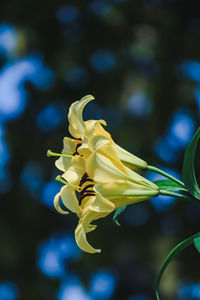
[182,127,200,199]
[155,232,200,300]
[194,237,200,254]
[113,206,126,226]
[154,179,186,191]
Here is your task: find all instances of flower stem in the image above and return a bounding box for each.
[147,165,185,188]
[159,190,192,201]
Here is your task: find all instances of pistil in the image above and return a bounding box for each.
[47,149,73,158]
[55,175,83,191]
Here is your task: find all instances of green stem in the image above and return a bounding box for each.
[148,165,185,188]
[159,190,192,201]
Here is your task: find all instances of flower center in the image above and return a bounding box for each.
[79,173,95,201]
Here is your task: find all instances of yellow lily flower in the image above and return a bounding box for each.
[48,95,159,254]
[53,134,159,254]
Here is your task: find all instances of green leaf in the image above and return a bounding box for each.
[155,232,200,300]
[154,179,186,191]
[182,127,200,200]
[113,206,126,226]
[194,237,200,253]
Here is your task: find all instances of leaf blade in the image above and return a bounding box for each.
[182,127,200,199]
[155,232,200,300]
[154,179,186,191]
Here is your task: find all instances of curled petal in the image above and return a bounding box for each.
[68,95,94,139]
[54,192,69,215]
[60,185,82,216]
[86,224,97,232]
[85,120,109,138]
[75,220,101,254]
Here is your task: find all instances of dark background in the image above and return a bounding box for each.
[0,0,200,299]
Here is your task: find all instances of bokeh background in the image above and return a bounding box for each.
[0,0,200,299]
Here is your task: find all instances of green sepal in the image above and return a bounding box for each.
[155,232,200,300]
[182,127,200,200]
[154,179,186,192]
[113,206,126,226]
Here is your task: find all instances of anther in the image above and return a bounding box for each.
[73,143,82,156]
[79,173,93,187]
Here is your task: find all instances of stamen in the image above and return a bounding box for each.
[55,175,83,191]
[80,184,94,196]
[79,173,93,187]
[73,143,82,156]
[79,173,95,201]
[47,149,73,158]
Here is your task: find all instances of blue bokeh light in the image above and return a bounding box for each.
[41,181,61,208]
[0,55,54,122]
[89,1,112,17]
[90,50,116,72]
[37,104,64,131]
[181,61,200,82]
[178,283,200,300]
[155,109,195,162]
[123,204,149,227]
[0,282,19,300]
[37,234,80,278]
[194,86,200,114]
[56,5,79,24]
[168,109,195,148]
[21,162,44,197]
[0,136,10,167]
[126,92,153,119]
[65,67,90,89]
[0,23,17,59]
[90,270,116,299]
[58,277,91,300]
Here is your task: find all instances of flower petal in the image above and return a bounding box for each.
[86,152,129,183]
[88,135,128,174]
[114,143,147,170]
[85,120,109,139]
[75,218,101,254]
[60,185,82,216]
[55,137,80,172]
[62,156,85,185]
[94,181,159,208]
[68,95,94,139]
[54,192,69,215]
